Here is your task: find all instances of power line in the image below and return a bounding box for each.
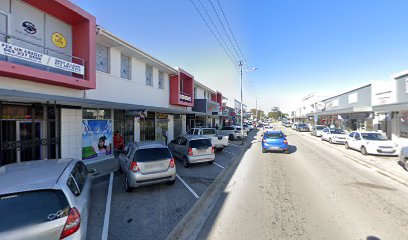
[189,0,237,64]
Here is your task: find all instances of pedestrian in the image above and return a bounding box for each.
[114,131,124,153]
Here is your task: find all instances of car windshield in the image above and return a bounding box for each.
[221,127,234,130]
[264,132,284,139]
[361,133,388,140]
[190,139,212,148]
[316,126,325,130]
[331,129,345,134]
[298,124,307,127]
[202,129,216,135]
[0,190,69,233]
[135,148,172,162]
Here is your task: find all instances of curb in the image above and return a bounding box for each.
[165,131,256,240]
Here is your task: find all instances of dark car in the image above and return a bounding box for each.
[296,123,309,132]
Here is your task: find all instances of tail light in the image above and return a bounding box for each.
[60,208,80,239]
[130,161,140,172]
[169,158,175,168]
[188,147,193,156]
[284,140,288,144]
[211,146,215,154]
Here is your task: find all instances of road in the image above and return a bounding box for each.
[197,125,408,240]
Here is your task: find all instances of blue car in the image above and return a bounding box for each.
[262,130,289,153]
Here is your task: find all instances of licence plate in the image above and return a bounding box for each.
[269,147,281,150]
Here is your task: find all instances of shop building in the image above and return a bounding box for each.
[192,81,223,128]
[314,84,374,131]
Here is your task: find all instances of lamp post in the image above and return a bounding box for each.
[239,61,258,145]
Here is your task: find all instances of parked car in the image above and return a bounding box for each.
[321,128,347,144]
[263,125,273,132]
[0,159,95,240]
[218,126,244,140]
[257,123,264,129]
[310,125,326,137]
[296,123,309,132]
[186,128,229,150]
[246,124,254,131]
[292,123,298,130]
[242,124,251,134]
[262,130,289,154]
[345,131,398,156]
[400,146,408,171]
[119,141,176,192]
[284,122,292,127]
[168,135,215,168]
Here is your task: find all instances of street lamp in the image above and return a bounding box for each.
[239,61,258,145]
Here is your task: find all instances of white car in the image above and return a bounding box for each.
[321,128,347,144]
[218,126,245,141]
[263,125,273,132]
[186,128,229,150]
[345,131,398,156]
[291,123,298,130]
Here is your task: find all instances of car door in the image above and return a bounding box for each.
[168,137,181,158]
[70,162,91,230]
[347,132,356,149]
[179,137,188,157]
[321,128,328,139]
[119,144,129,170]
[353,132,363,149]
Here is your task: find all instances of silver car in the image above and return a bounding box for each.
[119,141,176,192]
[400,146,408,171]
[0,159,94,240]
[168,135,215,168]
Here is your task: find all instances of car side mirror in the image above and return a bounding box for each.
[88,168,97,176]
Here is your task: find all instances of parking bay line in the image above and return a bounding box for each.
[176,174,199,199]
[213,162,224,169]
[101,172,114,240]
[223,150,236,155]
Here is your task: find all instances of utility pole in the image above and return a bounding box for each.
[255,99,258,127]
[239,60,244,146]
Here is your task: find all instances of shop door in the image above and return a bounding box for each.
[17,121,41,162]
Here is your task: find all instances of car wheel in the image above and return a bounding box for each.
[361,146,368,155]
[166,179,176,185]
[124,176,132,193]
[183,157,190,168]
[262,148,267,153]
[321,136,324,141]
[345,142,350,149]
[329,138,333,144]
[229,134,234,141]
[207,161,214,164]
[284,150,289,154]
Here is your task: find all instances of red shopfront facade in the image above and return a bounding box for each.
[169,68,194,107]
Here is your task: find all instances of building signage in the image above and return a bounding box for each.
[348,93,358,104]
[315,102,326,110]
[0,41,84,75]
[180,93,192,102]
[22,21,37,34]
[327,98,339,108]
[51,32,67,48]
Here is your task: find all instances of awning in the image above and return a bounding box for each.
[372,102,408,112]
[311,106,372,116]
[0,88,205,115]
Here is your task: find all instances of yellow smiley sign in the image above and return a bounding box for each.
[51,32,67,48]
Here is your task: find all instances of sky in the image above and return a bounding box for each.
[71,0,408,113]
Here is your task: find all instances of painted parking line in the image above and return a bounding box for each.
[213,162,225,169]
[224,150,236,155]
[101,172,114,240]
[176,174,199,199]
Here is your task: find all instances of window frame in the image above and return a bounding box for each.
[158,71,164,89]
[120,54,131,80]
[145,65,153,86]
[96,44,110,73]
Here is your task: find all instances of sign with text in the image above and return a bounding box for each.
[180,93,192,102]
[0,41,84,75]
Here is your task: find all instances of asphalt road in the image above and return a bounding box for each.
[197,125,408,240]
[86,135,252,240]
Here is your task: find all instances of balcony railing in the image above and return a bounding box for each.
[0,32,86,79]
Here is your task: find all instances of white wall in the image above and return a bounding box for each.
[87,47,172,108]
[61,108,82,159]
[167,115,174,143]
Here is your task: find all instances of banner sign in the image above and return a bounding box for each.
[82,120,113,160]
[0,41,84,75]
[180,93,192,102]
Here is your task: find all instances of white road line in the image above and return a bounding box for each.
[101,172,114,240]
[213,162,225,169]
[224,150,236,155]
[176,174,199,199]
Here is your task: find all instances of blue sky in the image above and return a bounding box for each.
[71,0,408,113]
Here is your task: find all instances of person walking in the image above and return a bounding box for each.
[114,131,124,155]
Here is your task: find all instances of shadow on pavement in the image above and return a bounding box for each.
[397,160,407,171]
[367,236,381,240]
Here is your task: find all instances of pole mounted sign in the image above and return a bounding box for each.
[0,41,84,75]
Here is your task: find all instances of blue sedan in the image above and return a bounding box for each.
[262,130,289,153]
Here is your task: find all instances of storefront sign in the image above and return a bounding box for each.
[315,102,326,110]
[0,41,84,75]
[51,32,67,48]
[180,93,191,102]
[82,120,113,160]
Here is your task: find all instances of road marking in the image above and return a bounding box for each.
[177,174,199,199]
[213,162,224,169]
[224,150,236,155]
[101,172,113,240]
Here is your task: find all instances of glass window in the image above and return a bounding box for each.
[172,137,181,144]
[66,175,80,196]
[194,88,197,98]
[221,127,233,130]
[126,146,134,159]
[158,71,164,89]
[348,132,355,138]
[331,129,345,134]
[120,55,130,79]
[189,139,212,148]
[354,133,361,140]
[134,148,172,162]
[264,132,284,139]
[180,137,188,145]
[0,190,69,233]
[202,129,216,135]
[83,108,112,119]
[361,133,387,140]
[400,111,408,138]
[145,65,153,86]
[316,126,325,130]
[96,44,109,73]
[71,162,87,193]
[187,129,194,134]
[193,129,199,135]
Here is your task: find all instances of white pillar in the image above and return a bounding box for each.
[134,117,141,142]
[181,115,187,135]
[168,115,174,144]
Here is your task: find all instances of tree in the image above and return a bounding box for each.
[250,108,264,120]
[267,107,288,121]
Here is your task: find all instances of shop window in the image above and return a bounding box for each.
[96,44,109,73]
[194,88,197,99]
[120,55,131,79]
[83,108,112,120]
[158,71,164,89]
[400,111,408,138]
[145,65,153,86]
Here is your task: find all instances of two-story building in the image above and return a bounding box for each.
[192,81,223,128]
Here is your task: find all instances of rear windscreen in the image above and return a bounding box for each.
[190,139,212,148]
[0,190,69,233]
[298,124,307,127]
[316,126,325,130]
[202,129,216,135]
[265,132,284,139]
[135,148,172,162]
[221,127,233,130]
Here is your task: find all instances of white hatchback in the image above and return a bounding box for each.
[345,131,398,156]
